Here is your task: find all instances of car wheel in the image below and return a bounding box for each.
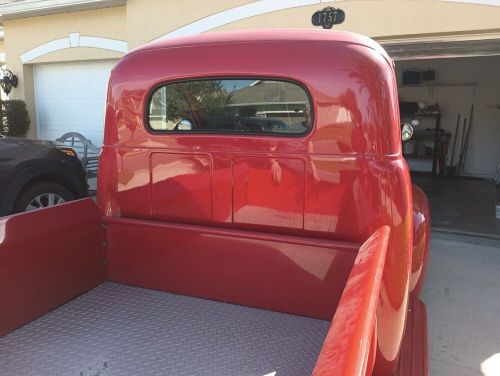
[14,182,74,213]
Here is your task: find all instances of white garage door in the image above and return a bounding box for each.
[34,61,116,147]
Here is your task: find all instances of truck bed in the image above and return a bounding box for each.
[2,201,427,375]
[0,282,330,376]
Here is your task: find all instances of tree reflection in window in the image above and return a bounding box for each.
[148,79,312,135]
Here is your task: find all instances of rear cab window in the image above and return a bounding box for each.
[147,79,312,135]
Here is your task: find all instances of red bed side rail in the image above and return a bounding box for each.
[0,199,106,337]
[312,226,390,376]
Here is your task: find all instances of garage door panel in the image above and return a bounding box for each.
[38,125,104,148]
[35,61,115,147]
[39,99,105,123]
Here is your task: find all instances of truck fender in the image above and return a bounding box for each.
[409,184,431,297]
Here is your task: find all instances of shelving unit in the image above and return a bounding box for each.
[399,80,476,176]
[402,112,447,176]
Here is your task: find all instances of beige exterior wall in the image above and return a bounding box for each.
[126,0,500,46]
[5,5,125,63]
[212,1,500,40]
[126,0,254,48]
[2,0,500,139]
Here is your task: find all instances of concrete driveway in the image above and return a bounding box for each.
[422,232,500,375]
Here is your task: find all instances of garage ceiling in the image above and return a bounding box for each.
[383,38,500,60]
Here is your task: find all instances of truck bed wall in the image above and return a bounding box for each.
[0,199,105,337]
[104,216,359,320]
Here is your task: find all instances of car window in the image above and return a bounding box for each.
[147,79,312,135]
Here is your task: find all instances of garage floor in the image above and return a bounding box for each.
[423,232,500,376]
[412,175,500,238]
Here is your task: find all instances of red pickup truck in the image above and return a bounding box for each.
[0,29,430,376]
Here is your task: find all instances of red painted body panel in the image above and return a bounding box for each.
[0,199,105,337]
[104,216,358,319]
[410,185,431,297]
[233,156,305,228]
[151,153,213,222]
[372,159,414,376]
[396,298,429,376]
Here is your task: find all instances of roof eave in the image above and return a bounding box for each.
[0,0,126,21]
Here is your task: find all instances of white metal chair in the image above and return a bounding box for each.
[55,132,100,179]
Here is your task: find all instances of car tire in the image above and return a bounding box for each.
[14,182,74,213]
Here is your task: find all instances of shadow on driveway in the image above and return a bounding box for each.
[412,175,500,238]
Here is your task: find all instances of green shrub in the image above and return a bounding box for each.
[1,100,30,137]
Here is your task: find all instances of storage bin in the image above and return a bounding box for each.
[402,70,421,85]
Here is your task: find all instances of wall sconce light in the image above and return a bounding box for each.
[0,68,18,95]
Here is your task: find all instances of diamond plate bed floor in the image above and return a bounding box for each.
[0,282,330,376]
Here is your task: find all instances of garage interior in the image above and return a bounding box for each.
[385,39,500,238]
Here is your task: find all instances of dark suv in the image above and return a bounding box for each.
[0,137,89,215]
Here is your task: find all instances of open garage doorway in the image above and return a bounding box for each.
[384,40,500,237]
